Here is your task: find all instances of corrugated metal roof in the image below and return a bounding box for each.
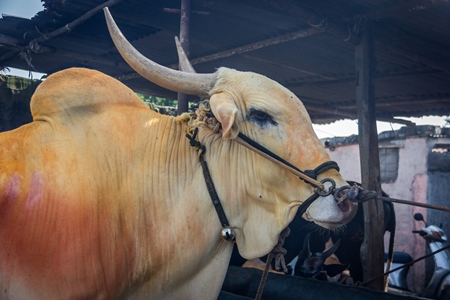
[1,0,449,124]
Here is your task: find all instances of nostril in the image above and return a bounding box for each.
[333,185,351,203]
[337,200,350,213]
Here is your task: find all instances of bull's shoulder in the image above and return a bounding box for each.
[30,68,148,120]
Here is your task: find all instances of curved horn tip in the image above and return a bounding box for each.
[103,7,214,97]
[323,239,341,258]
[103,7,111,19]
[175,36,197,74]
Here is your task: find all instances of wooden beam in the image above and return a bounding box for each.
[0,34,23,47]
[375,26,450,75]
[364,0,449,20]
[264,0,450,76]
[378,97,450,107]
[163,8,209,16]
[0,0,124,66]
[171,27,324,68]
[2,38,130,71]
[337,95,450,109]
[283,69,439,88]
[265,0,449,44]
[310,116,416,126]
[303,103,356,119]
[262,0,360,44]
[371,117,415,126]
[240,54,335,80]
[118,26,324,81]
[319,95,450,121]
[126,0,450,82]
[355,20,385,291]
[305,100,417,126]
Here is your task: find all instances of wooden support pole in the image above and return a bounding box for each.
[355,20,386,291]
[177,0,191,115]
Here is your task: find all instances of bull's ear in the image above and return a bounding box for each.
[210,93,239,139]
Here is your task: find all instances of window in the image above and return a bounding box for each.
[379,147,399,183]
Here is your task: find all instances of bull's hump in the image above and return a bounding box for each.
[30,68,147,120]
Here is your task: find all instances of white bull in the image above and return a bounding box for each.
[0,8,357,299]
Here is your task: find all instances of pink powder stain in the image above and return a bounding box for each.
[5,173,20,204]
[0,174,21,220]
[25,172,44,210]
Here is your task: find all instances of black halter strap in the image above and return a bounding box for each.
[199,156,234,239]
[238,132,340,188]
[304,161,340,181]
[186,128,235,241]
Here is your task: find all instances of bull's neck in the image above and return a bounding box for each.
[141,113,200,196]
[140,114,231,240]
[130,112,233,295]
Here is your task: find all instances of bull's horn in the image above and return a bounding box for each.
[174,36,197,73]
[298,233,312,260]
[322,238,341,259]
[104,7,215,97]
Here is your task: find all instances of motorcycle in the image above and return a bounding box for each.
[386,213,450,300]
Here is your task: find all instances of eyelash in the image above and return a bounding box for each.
[247,108,277,126]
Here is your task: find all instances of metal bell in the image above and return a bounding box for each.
[221,227,235,241]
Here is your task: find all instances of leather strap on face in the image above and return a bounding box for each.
[303,161,340,181]
[237,132,339,189]
[199,155,235,241]
[186,128,341,242]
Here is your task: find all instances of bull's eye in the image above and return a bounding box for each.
[247,108,277,126]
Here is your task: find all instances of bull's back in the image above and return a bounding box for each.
[0,68,150,298]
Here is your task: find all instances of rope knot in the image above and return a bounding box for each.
[186,100,221,134]
[270,227,291,273]
[185,128,206,157]
[334,183,378,203]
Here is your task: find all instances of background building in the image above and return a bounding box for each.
[324,125,450,293]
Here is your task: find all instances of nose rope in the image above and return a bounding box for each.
[236,132,340,191]
[336,184,450,213]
